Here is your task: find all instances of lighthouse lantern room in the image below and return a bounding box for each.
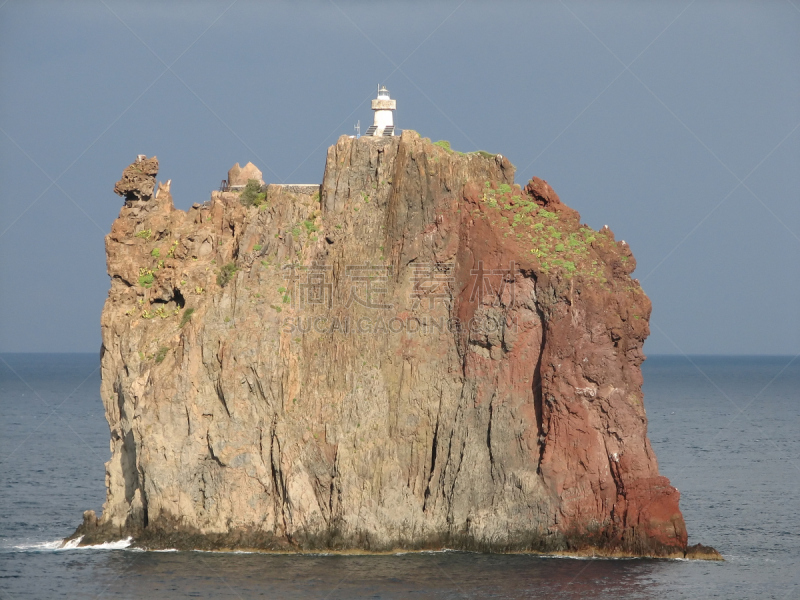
[364,85,396,137]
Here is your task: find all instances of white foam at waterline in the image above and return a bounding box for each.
[61,536,83,549]
[63,536,133,550]
[18,536,135,551]
[11,539,65,551]
[394,549,459,556]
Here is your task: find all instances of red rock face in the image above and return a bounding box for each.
[73,132,718,559]
[438,168,686,555]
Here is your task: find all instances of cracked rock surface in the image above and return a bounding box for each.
[72,132,718,559]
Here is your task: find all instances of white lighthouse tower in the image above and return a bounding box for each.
[364,85,396,137]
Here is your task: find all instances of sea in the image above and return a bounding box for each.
[1,353,798,599]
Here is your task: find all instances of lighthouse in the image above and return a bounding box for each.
[364,85,396,137]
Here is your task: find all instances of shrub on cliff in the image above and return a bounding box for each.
[154,346,169,363]
[434,140,495,159]
[434,140,452,152]
[138,268,154,288]
[240,179,266,208]
[179,308,194,328]
[217,263,237,287]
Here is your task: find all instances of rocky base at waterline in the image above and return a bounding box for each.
[69,131,720,560]
[72,509,721,559]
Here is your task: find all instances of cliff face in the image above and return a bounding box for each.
[75,132,716,558]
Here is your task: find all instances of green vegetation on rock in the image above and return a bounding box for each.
[217,263,237,287]
[481,181,614,280]
[435,140,496,159]
[138,268,154,288]
[179,308,194,328]
[240,179,266,208]
[155,346,169,363]
[434,140,453,152]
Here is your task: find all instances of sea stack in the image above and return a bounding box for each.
[72,132,720,559]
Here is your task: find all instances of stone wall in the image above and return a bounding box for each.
[275,184,321,196]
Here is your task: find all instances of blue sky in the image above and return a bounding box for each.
[1,0,798,354]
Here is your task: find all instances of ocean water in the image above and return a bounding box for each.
[1,353,798,599]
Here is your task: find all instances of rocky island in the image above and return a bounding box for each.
[72,131,719,559]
